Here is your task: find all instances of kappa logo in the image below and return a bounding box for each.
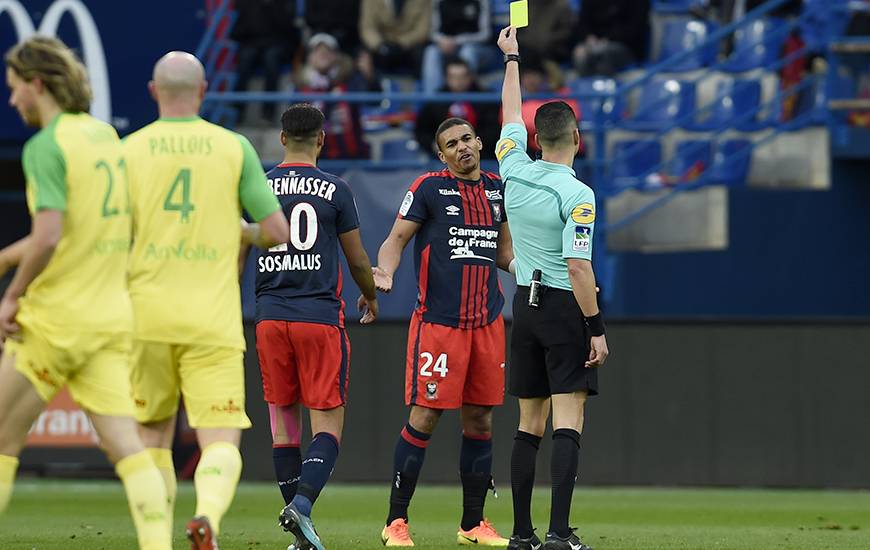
[1,0,111,122]
[445,205,461,216]
[438,188,461,196]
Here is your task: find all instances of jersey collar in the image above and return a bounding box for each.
[158,116,201,122]
[536,159,576,176]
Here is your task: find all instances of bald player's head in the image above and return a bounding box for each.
[152,51,204,95]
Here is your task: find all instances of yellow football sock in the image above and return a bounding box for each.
[116,450,172,550]
[0,454,19,514]
[147,448,176,533]
[193,442,242,534]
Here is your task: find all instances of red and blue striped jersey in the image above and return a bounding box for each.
[254,163,359,327]
[398,169,506,328]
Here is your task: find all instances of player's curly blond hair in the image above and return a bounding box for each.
[5,36,91,113]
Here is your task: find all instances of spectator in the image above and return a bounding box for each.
[421,0,491,93]
[305,0,362,52]
[415,57,499,158]
[360,0,432,74]
[518,56,582,153]
[294,34,377,159]
[572,0,650,77]
[516,0,575,65]
[231,0,299,122]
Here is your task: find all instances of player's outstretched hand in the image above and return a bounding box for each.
[372,266,393,293]
[586,334,608,368]
[497,26,519,55]
[358,295,378,324]
[0,295,21,345]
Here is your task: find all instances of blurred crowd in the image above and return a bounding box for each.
[226,0,868,160]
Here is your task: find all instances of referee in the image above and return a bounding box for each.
[496,26,608,550]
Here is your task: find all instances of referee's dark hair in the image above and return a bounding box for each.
[435,117,476,151]
[281,103,325,147]
[534,101,578,149]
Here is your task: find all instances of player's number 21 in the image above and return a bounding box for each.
[96,159,130,218]
[419,352,448,378]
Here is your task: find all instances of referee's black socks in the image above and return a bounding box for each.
[549,428,581,538]
[510,430,542,538]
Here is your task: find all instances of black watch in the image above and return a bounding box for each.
[503,53,521,65]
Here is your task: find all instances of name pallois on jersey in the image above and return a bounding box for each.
[447,226,497,262]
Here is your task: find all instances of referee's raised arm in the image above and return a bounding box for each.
[498,26,523,125]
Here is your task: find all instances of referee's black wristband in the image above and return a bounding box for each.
[585,313,606,337]
[503,53,521,65]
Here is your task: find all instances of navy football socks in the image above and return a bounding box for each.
[387,423,431,524]
[291,432,340,517]
[273,445,302,505]
[460,433,493,531]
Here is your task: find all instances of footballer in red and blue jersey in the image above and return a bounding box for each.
[376,118,514,545]
[254,162,360,410]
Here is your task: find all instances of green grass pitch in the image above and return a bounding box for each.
[1,480,869,549]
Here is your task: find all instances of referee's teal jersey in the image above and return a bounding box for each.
[496,123,596,291]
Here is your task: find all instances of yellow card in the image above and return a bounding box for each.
[510,0,529,28]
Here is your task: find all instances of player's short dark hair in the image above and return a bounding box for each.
[534,101,577,148]
[281,103,324,145]
[435,117,476,150]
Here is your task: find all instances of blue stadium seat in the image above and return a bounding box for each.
[569,78,622,122]
[685,78,763,131]
[653,0,704,14]
[669,140,712,183]
[795,75,828,126]
[611,140,662,187]
[361,78,401,132]
[709,139,752,185]
[382,139,424,162]
[622,79,695,131]
[721,18,787,72]
[658,19,717,71]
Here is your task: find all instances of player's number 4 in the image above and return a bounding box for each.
[419,352,448,378]
[164,168,195,223]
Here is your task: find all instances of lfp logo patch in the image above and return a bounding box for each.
[495,138,516,161]
[573,226,591,252]
[571,203,595,224]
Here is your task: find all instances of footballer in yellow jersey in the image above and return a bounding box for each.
[123,51,288,550]
[0,36,171,550]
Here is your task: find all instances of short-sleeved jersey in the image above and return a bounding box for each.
[398,169,505,328]
[254,163,360,327]
[496,122,596,291]
[124,116,280,350]
[18,113,132,343]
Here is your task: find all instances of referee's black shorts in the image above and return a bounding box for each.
[509,285,599,398]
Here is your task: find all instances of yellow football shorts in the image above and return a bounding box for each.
[130,341,251,429]
[6,328,134,417]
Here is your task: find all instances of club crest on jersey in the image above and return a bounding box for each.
[492,203,502,222]
[425,381,438,401]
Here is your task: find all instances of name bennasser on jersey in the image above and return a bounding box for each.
[257,171,336,273]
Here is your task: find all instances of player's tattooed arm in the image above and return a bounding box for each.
[374,218,421,293]
[0,236,30,278]
[496,221,515,273]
